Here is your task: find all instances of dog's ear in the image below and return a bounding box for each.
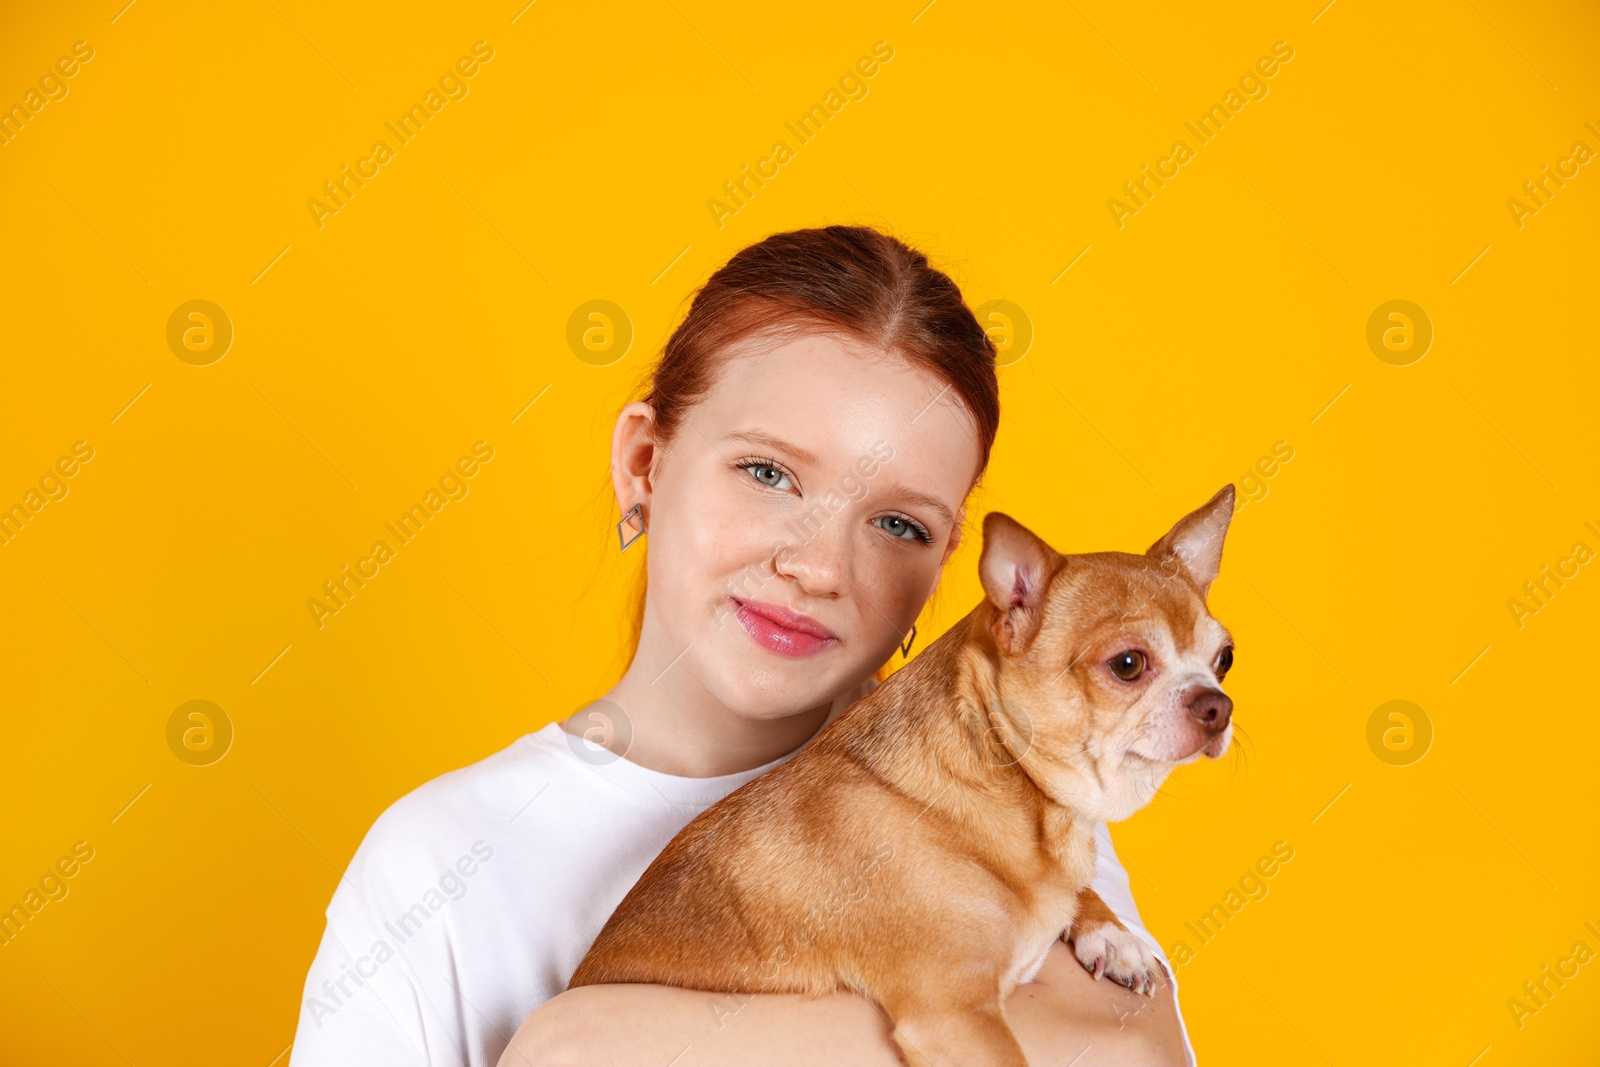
[1145,484,1235,598]
[980,513,1061,655]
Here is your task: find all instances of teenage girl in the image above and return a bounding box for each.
[289,225,1196,1066]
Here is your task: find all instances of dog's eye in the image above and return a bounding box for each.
[1215,645,1234,679]
[1108,650,1146,681]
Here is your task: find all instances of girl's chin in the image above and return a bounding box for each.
[705,666,848,720]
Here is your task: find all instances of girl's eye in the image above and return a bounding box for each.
[1108,650,1147,681]
[737,457,931,545]
[876,515,933,544]
[739,461,793,491]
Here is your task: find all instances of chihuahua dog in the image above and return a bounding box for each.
[569,486,1237,1066]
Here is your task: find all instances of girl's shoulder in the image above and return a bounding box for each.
[334,725,575,897]
[384,723,569,821]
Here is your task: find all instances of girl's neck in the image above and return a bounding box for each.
[581,682,845,778]
[560,614,868,778]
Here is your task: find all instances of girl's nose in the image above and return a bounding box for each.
[772,528,850,599]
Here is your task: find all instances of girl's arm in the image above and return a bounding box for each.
[496,942,1187,1067]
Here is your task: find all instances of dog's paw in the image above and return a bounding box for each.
[1067,922,1163,998]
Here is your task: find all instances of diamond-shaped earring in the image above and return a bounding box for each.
[617,503,645,552]
[900,623,918,658]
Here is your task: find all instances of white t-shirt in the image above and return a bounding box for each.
[288,693,1198,1066]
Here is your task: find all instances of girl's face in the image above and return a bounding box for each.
[620,332,984,722]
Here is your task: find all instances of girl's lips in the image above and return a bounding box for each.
[730,597,838,658]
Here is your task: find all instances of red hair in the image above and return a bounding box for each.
[620,225,1001,680]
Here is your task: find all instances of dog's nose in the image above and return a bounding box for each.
[1186,687,1232,733]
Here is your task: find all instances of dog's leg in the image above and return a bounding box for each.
[1063,886,1164,997]
[882,1000,1027,1067]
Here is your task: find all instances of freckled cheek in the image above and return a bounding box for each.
[666,481,795,587]
[851,544,934,621]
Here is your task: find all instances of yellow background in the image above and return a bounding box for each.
[2,0,1597,1063]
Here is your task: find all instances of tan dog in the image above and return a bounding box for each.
[569,486,1237,1066]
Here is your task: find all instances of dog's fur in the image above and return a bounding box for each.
[569,486,1237,1066]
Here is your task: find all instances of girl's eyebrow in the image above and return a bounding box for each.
[725,430,819,465]
[885,484,954,527]
[726,430,955,527]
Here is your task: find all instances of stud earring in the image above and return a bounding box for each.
[900,623,918,658]
[617,503,645,552]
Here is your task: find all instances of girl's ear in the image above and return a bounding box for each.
[611,401,659,523]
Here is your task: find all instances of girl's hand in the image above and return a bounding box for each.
[498,942,1186,1067]
[496,979,903,1067]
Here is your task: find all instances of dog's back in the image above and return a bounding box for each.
[567,605,1072,1000]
